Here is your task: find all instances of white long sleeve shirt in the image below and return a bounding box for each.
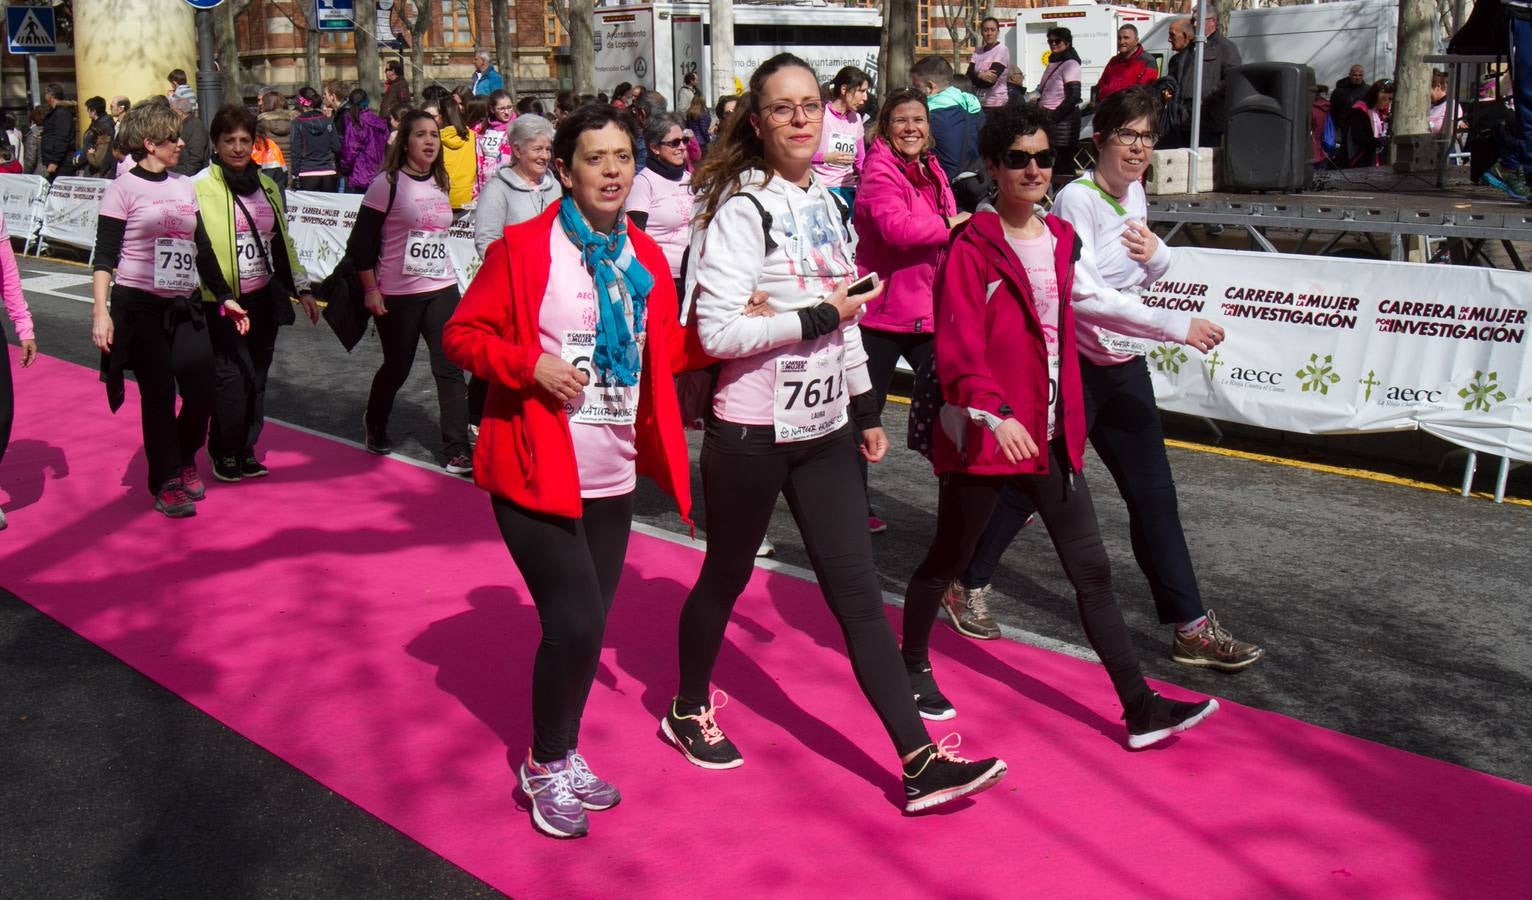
[1052,174,1189,365]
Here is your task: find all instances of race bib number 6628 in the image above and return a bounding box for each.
[402,229,451,278]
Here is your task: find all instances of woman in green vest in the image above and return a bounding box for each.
[195,104,319,483]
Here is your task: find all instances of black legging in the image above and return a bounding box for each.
[366,285,469,458]
[676,419,930,756]
[208,285,280,459]
[493,492,634,765]
[112,290,216,493]
[294,175,338,193]
[858,327,935,506]
[0,335,14,465]
[903,444,1151,712]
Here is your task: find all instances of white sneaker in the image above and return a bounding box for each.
[755,536,775,558]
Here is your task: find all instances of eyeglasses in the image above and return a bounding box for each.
[761,101,826,124]
[999,148,1056,170]
[493,105,514,113]
[657,137,687,148]
[1110,128,1159,148]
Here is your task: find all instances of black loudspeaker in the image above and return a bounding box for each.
[1223,62,1314,192]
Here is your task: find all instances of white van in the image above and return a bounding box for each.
[1014,1,1174,94]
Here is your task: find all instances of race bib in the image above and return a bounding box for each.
[481,132,505,158]
[1046,353,1061,439]
[235,231,268,282]
[829,134,857,158]
[1100,333,1148,357]
[402,229,451,278]
[561,330,640,426]
[773,344,848,443]
[153,237,198,293]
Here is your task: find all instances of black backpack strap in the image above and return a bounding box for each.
[736,190,779,255]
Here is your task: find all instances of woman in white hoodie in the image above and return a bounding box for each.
[658,52,1006,815]
[473,115,562,256]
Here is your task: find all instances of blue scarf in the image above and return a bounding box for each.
[557,195,651,387]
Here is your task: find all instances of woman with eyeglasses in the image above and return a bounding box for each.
[661,52,1006,814]
[1038,27,1083,180]
[474,89,516,194]
[900,99,1222,750]
[968,16,1011,109]
[812,66,871,209]
[626,112,693,301]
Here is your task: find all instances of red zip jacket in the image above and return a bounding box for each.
[444,204,706,521]
[1096,47,1159,102]
[932,209,1087,477]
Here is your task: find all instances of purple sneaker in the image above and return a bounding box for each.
[517,752,588,839]
[566,750,622,810]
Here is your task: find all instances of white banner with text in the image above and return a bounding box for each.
[284,190,481,294]
[0,173,49,246]
[37,176,107,251]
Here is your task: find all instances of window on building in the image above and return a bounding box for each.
[917,0,931,50]
[321,30,355,49]
[441,0,475,48]
[546,0,567,47]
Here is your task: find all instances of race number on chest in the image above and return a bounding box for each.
[403,229,451,278]
[153,237,198,293]
[560,330,641,426]
[773,343,847,442]
[235,232,269,282]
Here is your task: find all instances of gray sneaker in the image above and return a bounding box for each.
[941,582,1001,640]
[517,752,589,838]
[0,506,7,531]
[566,750,621,811]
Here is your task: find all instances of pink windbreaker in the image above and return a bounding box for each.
[853,138,957,334]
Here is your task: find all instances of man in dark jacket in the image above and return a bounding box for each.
[911,55,982,184]
[39,84,75,180]
[1165,16,1242,148]
[1330,65,1367,126]
[81,96,116,177]
[382,60,410,119]
[169,85,210,175]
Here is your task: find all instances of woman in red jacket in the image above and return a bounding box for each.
[899,103,1219,750]
[444,104,700,840]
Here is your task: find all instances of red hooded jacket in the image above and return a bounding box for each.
[443,204,708,521]
[931,209,1087,478]
[1096,47,1160,102]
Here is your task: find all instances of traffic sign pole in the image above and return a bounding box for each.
[183,0,226,124]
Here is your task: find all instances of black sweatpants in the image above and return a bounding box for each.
[903,445,1150,712]
[493,492,634,765]
[294,175,338,193]
[208,286,280,460]
[677,419,930,756]
[114,290,216,493]
[366,285,469,458]
[858,327,935,509]
[960,356,1205,625]
[0,336,13,465]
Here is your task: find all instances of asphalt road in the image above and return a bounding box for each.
[5,256,1530,894]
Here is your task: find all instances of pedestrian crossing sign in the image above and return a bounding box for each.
[7,6,57,54]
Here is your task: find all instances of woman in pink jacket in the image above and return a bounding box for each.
[1,207,37,530]
[852,88,968,533]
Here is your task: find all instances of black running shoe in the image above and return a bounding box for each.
[903,735,1007,813]
[209,454,243,483]
[362,415,392,455]
[1126,693,1220,750]
[240,455,269,478]
[659,691,743,770]
[907,663,956,721]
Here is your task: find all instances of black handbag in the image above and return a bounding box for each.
[313,177,397,352]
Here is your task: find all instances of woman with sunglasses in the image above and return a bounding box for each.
[900,100,1221,750]
[92,99,240,518]
[626,112,693,301]
[948,87,1263,673]
[662,53,1006,814]
[1038,27,1083,180]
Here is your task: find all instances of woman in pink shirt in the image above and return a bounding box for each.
[968,17,1011,108]
[474,89,516,194]
[812,66,870,208]
[626,112,693,300]
[0,207,37,531]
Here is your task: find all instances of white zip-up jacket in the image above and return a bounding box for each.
[686,170,872,426]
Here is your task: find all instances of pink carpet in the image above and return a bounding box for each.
[3,354,1529,898]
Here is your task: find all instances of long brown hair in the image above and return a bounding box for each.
[384,109,451,195]
[692,53,818,227]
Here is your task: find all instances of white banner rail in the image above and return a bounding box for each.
[0,173,49,254]
[1143,248,1532,463]
[284,190,481,294]
[38,176,108,252]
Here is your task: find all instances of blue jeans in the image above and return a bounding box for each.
[1506,10,1532,170]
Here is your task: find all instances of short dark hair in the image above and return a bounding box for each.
[386,59,404,76]
[979,102,1054,163]
[555,89,579,114]
[1092,85,1160,138]
[85,96,107,117]
[209,103,259,143]
[552,102,636,170]
[613,82,632,100]
[1046,26,1073,46]
[1363,79,1394,108]
[911,56,955,83]
[877,88,930,151]
[517,96,545,116]
[714,93,740,120]
[168,69,188,87]
[44,83,67,101]
[1119,23,1139,37]
[981,16,1000,28]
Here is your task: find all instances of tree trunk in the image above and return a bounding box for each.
[409,0,434,95]
[709,0,734,99]
[879,0,892,92]
[883,0,913,92]
[492,0,516,102]
[569,0,594,95]
[307,14,323,87]
[355,0,384,103]
[1391,0,1435,141]
[215,0,246,104]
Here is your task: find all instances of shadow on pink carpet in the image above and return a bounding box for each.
[2,355,1529,898]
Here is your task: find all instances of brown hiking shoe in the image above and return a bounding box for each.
[1171,610,1264,671]
[940,582,1001,640]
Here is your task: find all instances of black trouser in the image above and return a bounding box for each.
[366,285,469,458]
[903,445,1150,711]
[858,327,935,510]
[677,419,930,756]
[208,285,280,460]
[0,334,13,465]
[294,174,337,193]
[467,376,487,428]
[113,290,216,493]
[493,492,633,764]
[960,356,1204,625]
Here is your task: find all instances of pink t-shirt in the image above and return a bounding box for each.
[99,169,200,297]
[475,120,513,192]
[812,105,865,188]
[972,42,1012,108]
[0,210,32,341]
[361,172,456,296]
[1040,59,1082,111]
[232,189,278,296]
[627,167,693,278]
[537,227,642,498]
[1007,231,1061,440]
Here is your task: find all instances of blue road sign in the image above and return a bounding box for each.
[316,0,355,31]
[7,6,57,55]
[182,0,227,9]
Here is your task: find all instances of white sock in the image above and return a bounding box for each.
[1176,615,1209,636]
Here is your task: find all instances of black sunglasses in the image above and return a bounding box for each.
[999,148,1056,170]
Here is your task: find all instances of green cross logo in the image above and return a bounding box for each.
[1150,343,1189,375]
[1204,350,1224,380]
[1359,369,1381,402]
[1458,370,1508,412]
[1297,353,1342,394]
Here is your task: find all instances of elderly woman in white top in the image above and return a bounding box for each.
[473,114,563,256]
